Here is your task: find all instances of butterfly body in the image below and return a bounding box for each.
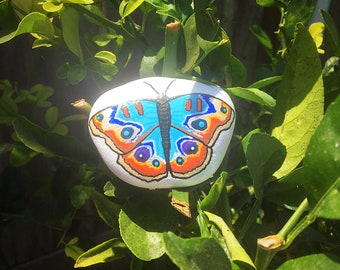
[89,77,235,189]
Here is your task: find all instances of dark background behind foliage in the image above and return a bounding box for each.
[0,0,339,269]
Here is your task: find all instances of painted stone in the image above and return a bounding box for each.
[88,77,235,189]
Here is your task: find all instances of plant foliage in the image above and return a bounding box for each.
[1,0,340,269]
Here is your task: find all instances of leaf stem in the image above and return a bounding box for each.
[162,22,181,77]
[205,211,256,269]
[277,198,309,240]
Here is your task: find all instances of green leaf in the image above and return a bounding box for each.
[94,51,117,64]
[70,185,94,209]
[119,192,177,261]
[227,87,276,107]
[86,58,118,81]
[13,116,93,163]
[244,132,286,198]
[225,55,247,87]
[42,1,63,12]
[200,172,228,211]
[64,0,94,4]
[182,13,200,73]
[93,32,118,46]
[321,10,340,57]
[248,76,282,89]
[256,0,277,7]
[119,0,144,18]
[0,12,55,44]
[45,106,58,128]
[271,23,324,179]
[250,25,273,57]
[303,94,340,219]
[24,84,54,107]
[163,232,232,270]
[60,7,83,62]
[10,145,38,166]
[92,190,121,229]
[65,238,84,260]
[277,253,340,269]
[139,48,161,77]
[197,35,227,54]
[75,238,128,268]
[283,0,317,39]
[56,62,87,85]
[0,94,19,124]
[265,167,306,209]
[103,181,116,197]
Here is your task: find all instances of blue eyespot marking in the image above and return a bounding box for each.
[121,127,134,139]
[152,159,160,167]
[220,106,227,114]
[191,119,207,131]
[96,114,104,122]
[176,157,184,165]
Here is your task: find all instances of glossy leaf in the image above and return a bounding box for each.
[65,238,84,260]
[64,0,94,4]
[265,167,306,209]
[10,145,38,166]
[182,13,200,73]
[119,0,144,18]
[227,87,276,107]
[86,58,118,81]
[12,116,93,163]
[42,1,63,12]
[45,106,58,128]
[303,94,340,219]
[250,25,273,57]
[119,192,177,261]
[94,51,117,64]
[60,7,83,62]
[248,76,281,89]
[277,253,340,269]
[271,24,324,179]
[321,10,340,57]
[244,132,286,198]
[92,190,121,229]
[0,94,19,124]
[283,0,317,39]
[93,32,117,46]
[27,84,54,107]
[0,12,55,44]
[163,232,232,270]
[56,62,87,85]
[75,238,128,268]
[256,0,277,7]
[200,172,228,211]
[70,185,94,209]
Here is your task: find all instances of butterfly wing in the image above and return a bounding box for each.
[89,100,167,181]
[168,94,235,178]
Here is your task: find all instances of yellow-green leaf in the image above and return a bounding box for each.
[271,24,324,179]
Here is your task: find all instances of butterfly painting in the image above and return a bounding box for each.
[89,77,235,189]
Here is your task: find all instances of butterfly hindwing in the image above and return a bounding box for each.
[118,128,167,181]
[169,127,211,178]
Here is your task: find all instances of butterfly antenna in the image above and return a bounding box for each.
[143,81,160,95]
[144,79,176,97]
